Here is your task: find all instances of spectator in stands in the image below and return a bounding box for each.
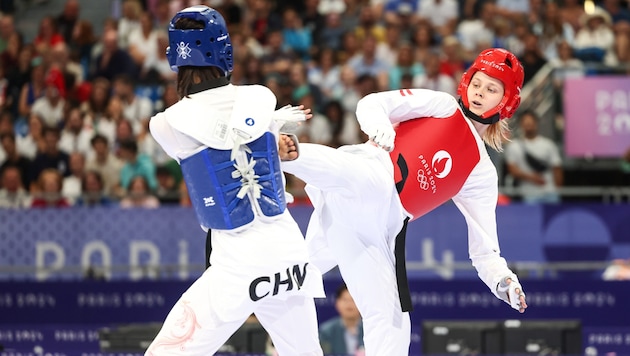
[573,7,618,65]
[245,0,282,46]
[0,14,17,54]
[334,65,361,114]
[294,89,329,145]
[337,30,360,64]
[535,1,575,61]
[1,29,21,76]
[416,0,459,38]
[280,7,312,61]
[56,0,80,44]
[315,7,346,51]
[0,132,31,189]
[518,33,548,85]
[289,61,323,113]
[319,283,364,355]
[456,1,496,61]
[413,50,457,97]
[85,134,123,195]
[549,40,585,84]
[113,117,136,156]
[33,15,65,55]
[81,77,112,139]
[505,110,563,204]
[260,29,296,79]
[0,165,30,208]
[339,0,362,32]
[16,113,46,160]
[31,67,67,129]
[154,165,179,205]
[3,37,29,116]
[59,106,93,156]
[307,48,342,105]
[140,31,176,85]
[119,175,159,209]
[438,35,465,83]
[91,28,137,81]
[127,11,160,73]
[263,73,291,109]
[70,19,97,80]
[411,20,440,66]
[560,0,586,33]
[61,151,85,203]
[74,169,113,207]
[29,126,70,191]
[376,22,403,68]
[117,139,157,193]
[117,0,143,50]
[549,40,585,116]
[112,73,154,135]
[346,33,390,90]
[49,43,84,99]
[493,0,529,20]
[17,56,46,120]
[354,5,386,43]
[30,168,70,208]
[323,99,361,147]
[301,0,325,44]
[354,73,380,111]
[236,54,264,85]
[228,29,265,62]
[151,0,172,31]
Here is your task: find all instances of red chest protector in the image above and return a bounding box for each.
[390,110,480,221]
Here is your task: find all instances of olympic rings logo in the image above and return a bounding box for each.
[417,169,430,190]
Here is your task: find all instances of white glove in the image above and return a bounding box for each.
[366,125,396,152]
[497,277,526,312]
[272,104,307,132]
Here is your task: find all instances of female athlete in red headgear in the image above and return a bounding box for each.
[281,48,528,356]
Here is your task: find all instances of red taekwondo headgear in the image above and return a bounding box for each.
[457,48,524,124]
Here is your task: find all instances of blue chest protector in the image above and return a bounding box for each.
[180,132,286,231]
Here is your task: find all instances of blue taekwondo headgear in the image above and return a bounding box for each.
[167,5,234,75]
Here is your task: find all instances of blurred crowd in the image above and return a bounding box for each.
[0,0,629,209]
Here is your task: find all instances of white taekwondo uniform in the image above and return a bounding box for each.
[147,81,325,356]
[283,88,521,356]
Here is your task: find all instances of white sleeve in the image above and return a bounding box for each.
[149,112,205,162]
[452,155,519,300]
[356,89,459,132]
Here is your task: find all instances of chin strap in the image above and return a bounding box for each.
[458,98,501,125]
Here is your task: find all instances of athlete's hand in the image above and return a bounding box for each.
[497,277,527,313]
[366,125,396,152]
[273,105,312,132]
[279,134,299,161]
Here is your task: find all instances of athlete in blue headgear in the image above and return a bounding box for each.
[145,6,325,355]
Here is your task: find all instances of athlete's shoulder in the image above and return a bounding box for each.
[236,84,276,103]
[164,96,211,117]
